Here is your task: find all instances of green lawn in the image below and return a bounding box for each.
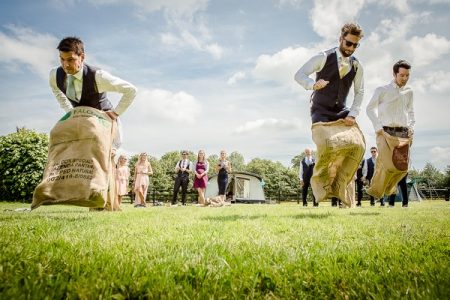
[1,200,449,299]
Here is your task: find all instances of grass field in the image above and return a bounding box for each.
[1,200,449,299]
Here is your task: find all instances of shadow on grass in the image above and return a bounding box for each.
[349,212,381,216]
[202,214,267,222]
[286,212,332,219]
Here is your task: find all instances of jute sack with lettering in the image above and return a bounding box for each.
[311,120,365,207]
[32,106,115,209]
[366,131,412,198]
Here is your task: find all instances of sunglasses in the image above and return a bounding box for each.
[371,151,377,153]
[343,38,360,48]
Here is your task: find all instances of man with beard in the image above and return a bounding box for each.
[294,22,365,206]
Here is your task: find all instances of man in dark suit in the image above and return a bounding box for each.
[362,147,384,206]
[171,151,193,206]
[299,148,317,207]
[355,159,365,206]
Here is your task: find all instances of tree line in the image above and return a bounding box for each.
[1,128,449,202]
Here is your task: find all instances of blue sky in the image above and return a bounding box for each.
[1,0,450,171]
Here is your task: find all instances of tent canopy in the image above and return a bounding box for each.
[386,178,424,202]
[205,172,266,203]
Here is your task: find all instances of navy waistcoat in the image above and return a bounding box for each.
[56,64,113,111]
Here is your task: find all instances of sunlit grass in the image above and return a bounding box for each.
[1,201,449,299]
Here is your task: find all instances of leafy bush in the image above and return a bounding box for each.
[0,128,48,201]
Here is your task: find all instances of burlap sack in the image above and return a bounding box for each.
[366,131,412,198]
[32,107,116,209]
[311,120,365,207]
[205,196,231,207]
[346,178,356,208]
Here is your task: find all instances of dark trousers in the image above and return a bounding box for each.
[310,103,350,124]
[389,175,408,206]
[367,179,384,205]
[302,180,317,206]
[331,197,341,207]
[172,176,189,205]
[356,179,363,205]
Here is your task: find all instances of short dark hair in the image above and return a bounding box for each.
[57,37,84,55]
[370,147,377,151]
[341,22,364,38]
[393,60,411,74]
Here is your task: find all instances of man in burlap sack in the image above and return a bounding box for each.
[294,22,366,207]
[366,60,414,207]
[33,37,136,210]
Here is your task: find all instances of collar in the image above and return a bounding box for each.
[391,80,407,91]
[70,65,84,81]
[335,48,349,62]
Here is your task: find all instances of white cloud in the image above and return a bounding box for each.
[132,88,202,124]
[234,118,301,134]
[409,33,450,67]
[414,71,450,93]
[227,71,246,85]
[430,147,450,167]
[367,0,410,13]
[0,25,58,79]
[310,0,365,41]
[253,46,318,87]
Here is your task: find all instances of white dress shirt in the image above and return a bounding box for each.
[294,48,364,118]
[362,157,376,178]
[175,160,192,172]
[366,80,415,132]
[49,65,137,115]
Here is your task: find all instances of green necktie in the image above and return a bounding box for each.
[66,75,77,101]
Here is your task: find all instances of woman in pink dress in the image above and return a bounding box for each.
[193,150,209,205]
[115,155,130,205]
[134,153,153,207]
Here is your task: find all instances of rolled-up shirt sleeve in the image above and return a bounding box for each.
[95,70,137,116]
[49,68,73,113]
[294,52,326,90]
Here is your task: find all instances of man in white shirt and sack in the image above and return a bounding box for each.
[366,60,414,203]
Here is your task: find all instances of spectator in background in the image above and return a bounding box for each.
[115,155,130,205]
[193,150,209,206]
[216,150,232,203]
[299,148,317,207]
[362,147,384,206]
[171,151,193,206]
[134,153,153,207]
[355,159,365,207]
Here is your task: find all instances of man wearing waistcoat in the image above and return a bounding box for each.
[294,22,365,206]
[49,37,137,148]
[299,148,318,207]
[171,151,193,206]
